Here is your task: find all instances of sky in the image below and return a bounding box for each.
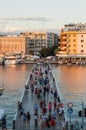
[0,0,86,33]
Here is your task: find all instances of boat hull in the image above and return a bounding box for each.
[4,59,21,65]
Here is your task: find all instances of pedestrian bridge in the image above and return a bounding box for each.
[13,62,67,130]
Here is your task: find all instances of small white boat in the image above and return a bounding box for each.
[4,53,22,65]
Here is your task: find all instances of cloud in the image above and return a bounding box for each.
[0,17,50,22]
[0,27,60,34]
[3,27,21,32]
[0,21,9,24]
[0,26,23,33]
[0,26,59,34]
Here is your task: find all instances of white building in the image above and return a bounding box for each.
[20,32,57,54]
[63,23,86,32]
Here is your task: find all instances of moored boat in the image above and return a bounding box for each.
[4,53,22,65]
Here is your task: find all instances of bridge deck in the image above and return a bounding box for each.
[14,63,67,130]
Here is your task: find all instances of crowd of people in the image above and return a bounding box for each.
[17,61,67,130]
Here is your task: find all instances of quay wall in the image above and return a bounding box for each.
[20,60,58,64]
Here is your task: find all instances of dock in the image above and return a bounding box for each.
[20,59,59,65]
[13,61,68,130]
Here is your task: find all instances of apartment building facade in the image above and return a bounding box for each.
[59,31,86,55]
[20,32,57,54]
[0,32,58,56]
[77,32,86,54]
[0,36,29,56]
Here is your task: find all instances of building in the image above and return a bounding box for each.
[54,34,58,46]
[59,31,86,55]
[63,23,86,31]
[0,32,58,57]
[20,32,58,54]
[77,32,86,54]
[0,35,29,56]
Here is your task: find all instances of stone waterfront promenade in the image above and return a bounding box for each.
[13,61,67,130]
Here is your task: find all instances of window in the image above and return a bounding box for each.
[81,50,84,53]
[73,44,76,47]
[81,35,83,37]
[73,49,76,52]
[68,39,71,42]
[68,44,71,47]
[81,45,83,47]
[73,39,76,42]
[81,40,84,42]
[73,34,76,37]
[68,34,70,37]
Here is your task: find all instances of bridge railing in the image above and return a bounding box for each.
[52,67,68,128]
[12,64,36,130]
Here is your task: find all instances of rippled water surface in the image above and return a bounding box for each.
[0,64,86,129]
[0,64,32,129]
[54,65,86,128]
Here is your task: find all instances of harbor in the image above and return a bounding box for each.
[0,64,86,129]
[0,0,86,129]
[1,53,86,66]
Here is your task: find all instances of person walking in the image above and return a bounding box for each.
[34,111,38,126]
[50,118,56,128]
[27,112,31,127]
[23,113,27,129]
[2,115,7,130]
[48,102,52,112]
[62,119,66,130]
[33,102,38,113]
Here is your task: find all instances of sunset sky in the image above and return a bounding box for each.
[0,0,86,33]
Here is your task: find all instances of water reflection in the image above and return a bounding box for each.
[0,64,33,129]
[0,64,86,128]
[54,65,86,127]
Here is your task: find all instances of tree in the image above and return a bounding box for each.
[40,47,49,57]
[40,45,58,57]
[29,52,34,55]
[54,48,58,56]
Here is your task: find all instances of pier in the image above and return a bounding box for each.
[13,61,67,130]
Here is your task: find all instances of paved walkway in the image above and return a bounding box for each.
[14,62,67,130]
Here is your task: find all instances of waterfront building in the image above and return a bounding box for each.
[20,32,58,54]
[0,35,29,57]
[59,31,86,55]
[77,32,86,54]
[0,32,58,57]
